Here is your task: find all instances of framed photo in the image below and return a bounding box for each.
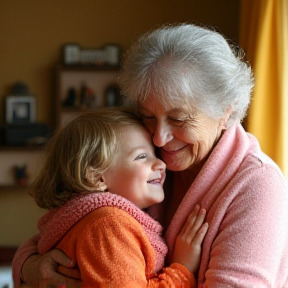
[62,44,81,65]
[104,44,121,66]
[80,49,105,65]
[5,96,36,124]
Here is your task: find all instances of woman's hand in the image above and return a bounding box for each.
[172,205,208,273]
[21,249,81,288]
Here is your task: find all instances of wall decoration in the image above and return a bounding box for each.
[62,44,81,65]
[61,43,121,66]
[103,44,121,66]
[5,96,36,124]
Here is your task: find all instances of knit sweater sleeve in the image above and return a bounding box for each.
[12,233,40,288]
[203,162,288,287]
[57,208,196,288]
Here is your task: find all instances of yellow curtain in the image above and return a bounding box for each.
[239,0,288,177]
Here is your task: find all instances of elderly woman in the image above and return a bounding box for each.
[13,24,288,287]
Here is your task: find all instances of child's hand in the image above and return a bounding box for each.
[172,205,208,273]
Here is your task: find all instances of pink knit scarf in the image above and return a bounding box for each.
[38,192,168,273]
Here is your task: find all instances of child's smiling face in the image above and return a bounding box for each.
[102,124,166,209]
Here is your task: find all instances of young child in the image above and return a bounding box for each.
[26,107,208,287]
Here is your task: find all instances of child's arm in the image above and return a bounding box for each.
[58,207,206,288]
[146,205,208,287]
[172,205,208,273]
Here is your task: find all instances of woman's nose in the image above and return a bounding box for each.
[152,123,173,147]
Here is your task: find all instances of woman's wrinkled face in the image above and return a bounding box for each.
[138,93,226,172]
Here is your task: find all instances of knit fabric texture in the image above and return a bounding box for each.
[36,193,195,287]
[149,124,288,287]
[38,192,168,274]
[13,124,288,287]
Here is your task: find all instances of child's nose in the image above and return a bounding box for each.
[152,158,166,171]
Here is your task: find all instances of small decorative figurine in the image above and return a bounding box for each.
[13,165,28,186]
[62,87,77,107]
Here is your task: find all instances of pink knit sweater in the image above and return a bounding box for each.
[13,124,288,287]
[149,124,288,287]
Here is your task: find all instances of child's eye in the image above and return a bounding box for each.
[134,154,147,160]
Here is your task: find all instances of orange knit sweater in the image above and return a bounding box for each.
[37,193,196,288]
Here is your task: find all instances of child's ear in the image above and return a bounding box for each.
[85,167,96,184]
[85,167,108,191]
[95,177,108,192]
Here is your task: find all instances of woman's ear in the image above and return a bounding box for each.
[219,105,233,129]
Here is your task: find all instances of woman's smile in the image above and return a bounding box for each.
[160,145,188,153]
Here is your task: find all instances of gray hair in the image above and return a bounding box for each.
[118,23,254,127]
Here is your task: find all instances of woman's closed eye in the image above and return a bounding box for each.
[169,117,184,122]
[168,117,186,126]
[134,153,147,160]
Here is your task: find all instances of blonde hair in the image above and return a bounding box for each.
[29,107,142,209]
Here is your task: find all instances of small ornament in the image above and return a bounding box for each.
[13,165,29,186]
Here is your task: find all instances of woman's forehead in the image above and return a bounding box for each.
[138,98,196,115]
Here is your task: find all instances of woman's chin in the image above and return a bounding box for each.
[165,160,192,172]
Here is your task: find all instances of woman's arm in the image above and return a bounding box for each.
[12,234,81,288]
[13,205,207,288]
[12,234,39,288]
[203,165,288,286]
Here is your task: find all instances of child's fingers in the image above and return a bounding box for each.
[178,205,200,236]
[192,222,209,245]
[181,208,207,242]
[191,208,206,232]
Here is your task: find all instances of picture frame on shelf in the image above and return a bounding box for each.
[80,49,105,65]
[62,44,81,65]
[103,44,121,66]
[5,96,36,124]
[61,43,121,66]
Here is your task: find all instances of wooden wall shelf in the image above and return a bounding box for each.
[57,64,121,71]
[0,146,44,152]
[0,185,28,190]
[55,65,121,127]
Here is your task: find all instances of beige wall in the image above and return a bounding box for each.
[0,0,240,246]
